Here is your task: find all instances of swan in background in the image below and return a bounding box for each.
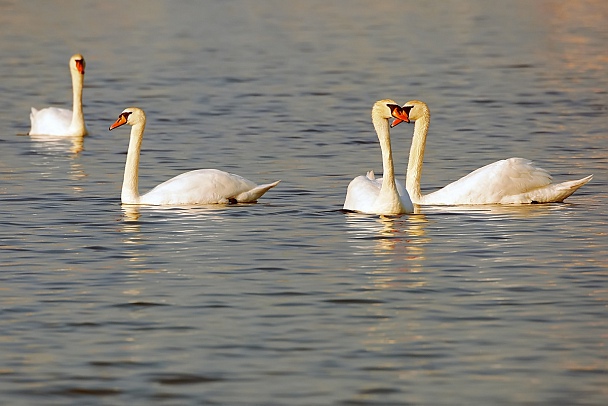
[29,54,88,137]
[391,100,592,205]
[343,99,414,215]
[109,107,280,205]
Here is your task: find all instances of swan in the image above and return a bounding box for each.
[391,100,592,205]
[29,54,88,137]
[343,99,414,215]
[108,107,280,205]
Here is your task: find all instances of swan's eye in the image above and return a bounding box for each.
[122,112,132,120]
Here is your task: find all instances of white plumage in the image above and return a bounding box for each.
[343,99,413,215]
[394,100,592,205]
[29,54,88,137]
[109,107,279,205]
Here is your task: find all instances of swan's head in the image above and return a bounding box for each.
[70,54,86,75]
[109,107,146,131]
[391,100,427,128]
[374,99,411,123]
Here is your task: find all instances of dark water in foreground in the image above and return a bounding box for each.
[1,1,606,405]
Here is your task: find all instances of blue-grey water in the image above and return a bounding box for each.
[1,1,607,405]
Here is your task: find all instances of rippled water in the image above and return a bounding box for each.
[1,1,607,405]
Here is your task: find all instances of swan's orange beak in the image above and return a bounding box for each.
[389,105,411,128]
[75,59,85,75]
[109,114,128,131]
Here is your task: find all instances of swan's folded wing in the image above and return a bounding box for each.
[343,175,382,211]
[496,157,553,193]
[141,169,264,205]
[424,158,553,204]
[29,107,73,135]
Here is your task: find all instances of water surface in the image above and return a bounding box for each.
[1,1,606,405]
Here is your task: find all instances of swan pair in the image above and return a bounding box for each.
[29,54,279,205]
[344,99,592,215]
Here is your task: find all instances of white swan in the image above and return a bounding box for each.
[391,100,592,205]
[108,107,280,205]
[343,99,414,215]
[29,54,88,137]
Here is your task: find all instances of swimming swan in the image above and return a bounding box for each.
[391,100,592,205]
[109,107,280,205]
[29,54,88,137]
[343,99,414,215]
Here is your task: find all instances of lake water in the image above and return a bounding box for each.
[1,1,606,405]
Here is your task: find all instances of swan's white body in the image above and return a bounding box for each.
[343,100,414,215]
[109,107,280,205]
[29,54,88,137]
[394,100,592,205]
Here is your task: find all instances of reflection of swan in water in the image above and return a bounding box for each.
[120,205,233,270]
[122,205,142,222]
[344,213,429,292]
[26,134,87,193]
[421,202,566,218]
[122,204,239,222]
[109,107,280,205]
[345,212,428,256]
[28,134,85,154]
[29,54,88,137]
[393,100,592,205]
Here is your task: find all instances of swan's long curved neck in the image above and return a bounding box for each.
[122,124,144,204]
[69,71,86,135]
[372,112,398,199]
[406,108,430,203]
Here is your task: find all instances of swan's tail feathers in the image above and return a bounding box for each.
[554,175,593,202]
[531,175,593,203]
[235,180,280,203]
[366,170,376,181]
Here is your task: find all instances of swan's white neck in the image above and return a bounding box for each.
[406,106,430,203]
[372,109,403,212]
[122,123,144,204]
[69,69,87,136]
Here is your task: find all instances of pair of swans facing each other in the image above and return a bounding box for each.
[343,100,414,215]
[343,99,592,215]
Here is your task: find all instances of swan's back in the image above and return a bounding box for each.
[423,158,589,205]
[343,174,383,212]
[30,107,73,136]
[344,171,413,213]
[140,169,279,205]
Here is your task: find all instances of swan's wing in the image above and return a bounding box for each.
[141,168,275,205]
[363,171,408,199]
[395,178,408,200]
[29,107,72,135]
[424,158,553,205]
[344,175,413,213]
[343,175,381,212]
